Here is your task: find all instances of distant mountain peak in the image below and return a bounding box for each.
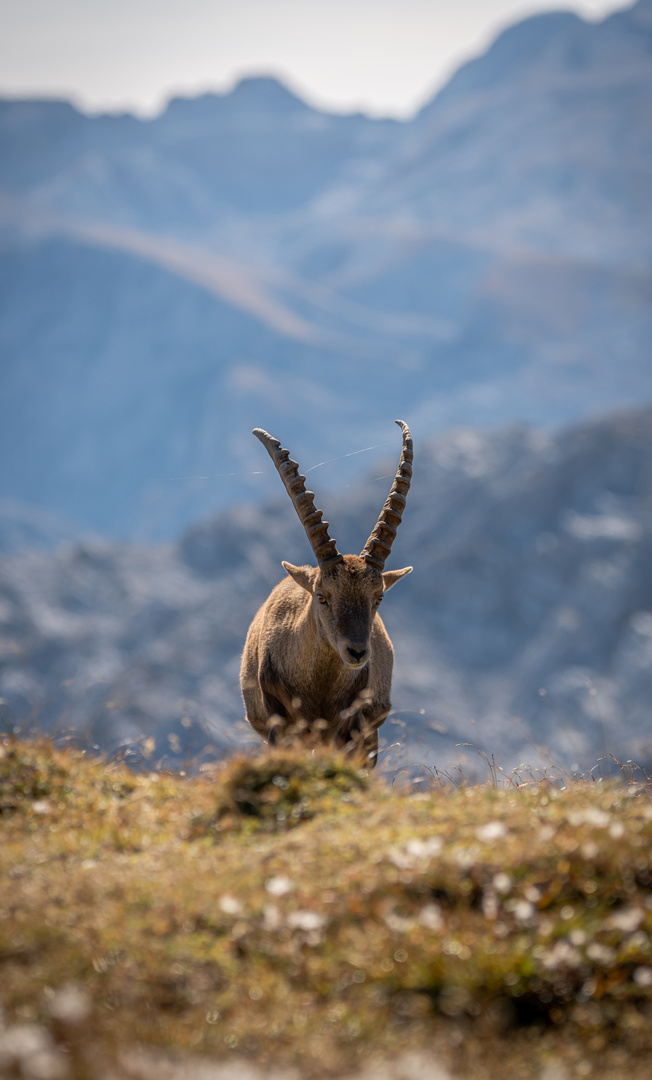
[162,74,312,122]
[228,74,311,111]
[417,0,649,121]
[628,0,652,26]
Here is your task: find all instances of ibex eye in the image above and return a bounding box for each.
[375,596,383,605]
[317,594,327,605]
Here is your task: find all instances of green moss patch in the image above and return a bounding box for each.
[192,751,368,835]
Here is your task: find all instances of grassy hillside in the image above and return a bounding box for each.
[1,736,651,1079]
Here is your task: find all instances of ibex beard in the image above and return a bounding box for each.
[240,421,413,769]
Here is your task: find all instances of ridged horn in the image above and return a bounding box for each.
[361,420,413,571]
[253,428,343,568]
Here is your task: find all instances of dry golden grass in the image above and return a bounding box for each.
[1,735,651,1078]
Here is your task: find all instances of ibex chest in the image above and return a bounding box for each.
[293,658,370,728]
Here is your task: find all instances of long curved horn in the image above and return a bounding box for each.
[253,428,343,568]
[361,420,413,571]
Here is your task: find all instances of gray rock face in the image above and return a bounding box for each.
[1,408,650,775]
[0,3,651,538]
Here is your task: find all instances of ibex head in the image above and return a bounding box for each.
[253,421,413,670]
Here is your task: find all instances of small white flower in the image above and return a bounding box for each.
[287,910,326,931]
[513,900,535,922]
[454,844,481,868]
[586,942,616,965]
[219,895,243,916]
[542,940,582,970]
[419,903,444,931]
[265,875,294,897]
[605,907,644,933]
[49,985,91,1024]
[406,836,443,858]
[389,836,442,869]
[476,821,506,842]
[627,931,649,950]
[263,904,281,930]
[567,808,610,828]
[482,891,498,920]
[493,872,512,895]
[389,849,413,870]
[384,911,414,933]
[633,967,652,988]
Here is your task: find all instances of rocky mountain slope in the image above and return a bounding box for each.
[1,407,650,774]
[1,1,651,538]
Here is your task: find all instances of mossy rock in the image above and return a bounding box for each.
[194,750,368,834]
[0,740,64,813]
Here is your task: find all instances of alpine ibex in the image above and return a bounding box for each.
[240,421,413,767]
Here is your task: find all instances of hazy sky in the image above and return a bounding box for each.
[0,0,633,118]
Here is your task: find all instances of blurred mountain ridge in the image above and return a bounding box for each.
[0,0,651,538]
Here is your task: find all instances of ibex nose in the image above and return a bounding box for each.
[347,645,368,664]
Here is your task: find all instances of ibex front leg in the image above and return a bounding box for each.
[336,688,387,769]
[260,655,308,746]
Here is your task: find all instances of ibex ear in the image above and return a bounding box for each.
[382,566,413,591]
[282,562,316,593]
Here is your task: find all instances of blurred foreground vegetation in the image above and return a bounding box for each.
[1,736,651,1078]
